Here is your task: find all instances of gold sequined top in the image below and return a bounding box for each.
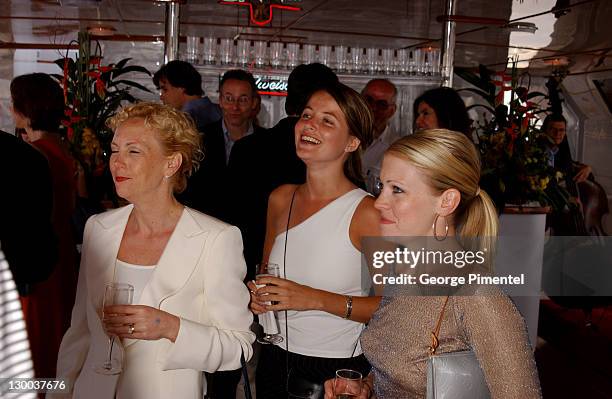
[360,290,542,398]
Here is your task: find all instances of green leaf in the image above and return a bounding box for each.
[114,58,131,70]
[50,73,64,82]
[112,65,151,78]
[526,91,547,100]
[455,67,490,93]
[113,79,152,93]
[457,88,495,105]
[466,103,495,115]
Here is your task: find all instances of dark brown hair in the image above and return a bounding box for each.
[413,87,471,136]
[308,82,374,188]
[11,73,64,132]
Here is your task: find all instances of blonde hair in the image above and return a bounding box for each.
[107,102,203,194]
[387,129,498,248]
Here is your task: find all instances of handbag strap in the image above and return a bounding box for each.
[429,296,450,355]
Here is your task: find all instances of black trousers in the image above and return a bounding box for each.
[256,344,370,399]
[205,368,242,399]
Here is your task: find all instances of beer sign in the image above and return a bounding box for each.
[254,75,288,96]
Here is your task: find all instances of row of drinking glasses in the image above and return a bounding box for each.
[184,37,441,75]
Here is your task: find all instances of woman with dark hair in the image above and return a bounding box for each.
[248,82,381,398]
[413,87,471,136]
[10,72,80,378]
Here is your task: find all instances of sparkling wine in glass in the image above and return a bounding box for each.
[334,369,363,399]
[255,262,283,344]
[95,282,134,375]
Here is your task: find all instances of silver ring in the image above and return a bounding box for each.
[128,323,135,334]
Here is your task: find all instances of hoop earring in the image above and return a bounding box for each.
[432,214,449,241]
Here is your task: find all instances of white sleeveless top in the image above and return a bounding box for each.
[115,259,156,304]
[269,188,369,358]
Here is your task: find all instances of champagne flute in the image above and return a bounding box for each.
[255,262,283,344]
[333,369,363,399]
[95,282,134,375]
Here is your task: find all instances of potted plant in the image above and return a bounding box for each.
[455,59,571,213]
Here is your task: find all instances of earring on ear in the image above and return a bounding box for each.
[432,214,449,241]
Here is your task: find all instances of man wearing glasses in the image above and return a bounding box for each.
[179,69,264,219]
[193,68,263,399]
[360,79,400,194]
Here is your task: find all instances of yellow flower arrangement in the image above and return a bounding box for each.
[456,59,571,210]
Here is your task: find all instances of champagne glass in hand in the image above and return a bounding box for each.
[255,262,283,344]
[95,282,134,375]
[333,369,363,399]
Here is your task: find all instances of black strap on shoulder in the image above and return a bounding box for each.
[284,186,299,380]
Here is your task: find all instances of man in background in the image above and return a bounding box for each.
[153,60,221,130]
[360,78,400,194]
[180,69,265,219]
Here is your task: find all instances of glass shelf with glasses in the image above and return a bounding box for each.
[186,36,443,84]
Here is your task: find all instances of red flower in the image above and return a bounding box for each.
[521,117,529,134]
[62,58,69,103]
[495,91,505,107]
[95,78,106,97]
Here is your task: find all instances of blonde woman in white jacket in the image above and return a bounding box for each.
[53,103,254,399]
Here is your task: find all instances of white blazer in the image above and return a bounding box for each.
[53,205,254,399]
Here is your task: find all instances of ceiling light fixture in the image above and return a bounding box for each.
[87,25,117,37]
[507,22,538,34]
[543,57,569,66]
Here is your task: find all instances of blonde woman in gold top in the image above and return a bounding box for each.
[324,129,541,398]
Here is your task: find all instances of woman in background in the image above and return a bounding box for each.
[325,130,541,398]
[10,72,79,378]
[413,87,471,136]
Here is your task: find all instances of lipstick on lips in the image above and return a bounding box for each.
[115,176,130,182]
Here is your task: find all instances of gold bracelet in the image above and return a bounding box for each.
[344,295,353,319]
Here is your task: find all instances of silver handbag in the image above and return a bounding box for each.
[426,297,491,399]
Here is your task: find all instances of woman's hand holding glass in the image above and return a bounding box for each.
[250,275,322,312]
[96,282,133,375]
[103,304,180,342]
[323,371,373,399]
[253,263,283,344]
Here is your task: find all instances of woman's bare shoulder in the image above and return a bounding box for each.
[353,195,380,235]
[268,184,300,210]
